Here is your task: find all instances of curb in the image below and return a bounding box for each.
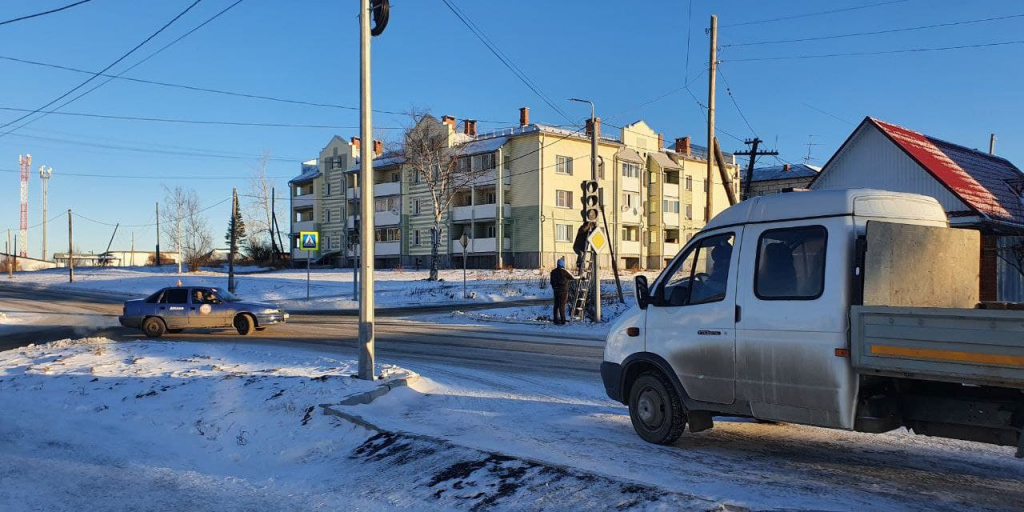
[321,373,420,430]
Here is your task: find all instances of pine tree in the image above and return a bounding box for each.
[225,200,248,249]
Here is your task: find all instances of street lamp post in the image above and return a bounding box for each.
[568,98,600,322]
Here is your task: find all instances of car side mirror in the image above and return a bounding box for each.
[634,275,650,309]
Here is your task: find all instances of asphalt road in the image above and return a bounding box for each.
[0,284,603,376]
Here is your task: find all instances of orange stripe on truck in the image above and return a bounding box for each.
[870,345,1024,367]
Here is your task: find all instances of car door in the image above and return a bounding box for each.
[157,288,190,329]
[188,288,231,328]
[645,229,742,404]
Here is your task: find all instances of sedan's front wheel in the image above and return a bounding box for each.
[234,314,254,336]
[142,317,166,338]
[628,371,686,445]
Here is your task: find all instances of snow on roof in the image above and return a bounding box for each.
[288,166,320,185]
[649,151,680,169]
[348,153,406,173]
[870,118,1024,227]
[615,147,644,164]
[745,163,820,183]
[460,136,509,156]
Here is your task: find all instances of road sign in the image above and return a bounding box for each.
[588,228,607,253]
[300,231,319,252]
[459,233,469,249]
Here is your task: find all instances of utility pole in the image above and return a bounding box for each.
[270,187,277,264]
[68,209,74,282]
[177,215,183,274]
[569,97,601,322]
[735,138,779,200]
[130,231,135,267]
[990,133,996,155]
[707,14,718,223]
[228,188,238,293]
[39,165,52,261]
[358,0,389,380]
[6,230,11,278]
[155,202,161,268]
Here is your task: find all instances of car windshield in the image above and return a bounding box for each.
[212,288,240,302]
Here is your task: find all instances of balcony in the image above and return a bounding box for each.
[451,204,510,222]
[347,210,400,228]
[663,182,679,197]
[462,237,511,253]
[662,242,680,256]
[292,195,315,208]
[292,220,317,233]
[467,169,511,188]
[662,212,680,226]
[347,241,401,257]
[346,181,401,199]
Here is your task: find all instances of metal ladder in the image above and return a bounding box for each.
[570,251,594,322]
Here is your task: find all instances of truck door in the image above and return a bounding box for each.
[646,229,741,404]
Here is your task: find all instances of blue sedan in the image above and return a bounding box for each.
[119,286,289,337]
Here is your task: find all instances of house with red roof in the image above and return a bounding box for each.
[811,117,1024,302]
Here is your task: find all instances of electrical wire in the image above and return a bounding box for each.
[724,39,1024,62]
[724,12,1024,48]
[4,131,304,163]
[0,0,206,139]
[0,106,403,130]
[439,0,573,124]
[0,168,291,181]
[0,0,96,27]
[724,0,909,28]
[717,67,757,138]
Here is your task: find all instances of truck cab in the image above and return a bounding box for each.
[601,189,1024,455]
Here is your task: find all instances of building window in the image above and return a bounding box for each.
[685,204,692,220]
[622,226,639,242]
[325,236,331,250]
[649,172,658,184]
[664,229,680,244]
[622,162,640,178]
[665,171,679,185]
[556,224,573,242]
[685,175,693,190]
[375,197,398,212]
[503,155,511,171]
[556,155,573,175]
[326,183,331,196]
[391,172,400,182]
[475,152,496,171]
[325,209,331,223]
[374,227,401,242]
[556,190,573,208]
[412,198,422,215]
[623,193,639,209]
[663,200,680,214]
[484,191,496,204]
[485,225,496,238]
[414,230,421,246]
[412,170,421,183]
[755,226,828,300]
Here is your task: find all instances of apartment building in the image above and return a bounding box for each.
[288,159,321,262]
[293,107,740,270]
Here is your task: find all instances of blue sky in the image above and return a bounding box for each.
[1,0,1022,255]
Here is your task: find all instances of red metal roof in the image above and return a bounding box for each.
[871,118,1024,227]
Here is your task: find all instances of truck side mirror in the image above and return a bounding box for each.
[635,275,650,309]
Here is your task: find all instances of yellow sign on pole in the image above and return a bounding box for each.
[299,231,319,252]
[588,228,607,253]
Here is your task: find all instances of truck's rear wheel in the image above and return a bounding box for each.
[628,371,686,445]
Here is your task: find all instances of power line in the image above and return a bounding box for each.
[724,39,1024,62]
[0,54,509,124]
[0,0,206,139]
[684,0,694,83]
[717,67,757,138]
[4,131,304,163]
[603,69,706,124]
[724,12,1024,47]
[725,0,909,28]
[0,168,291,181]
[0,0,96,27]
[802,103,856,126]
[439,0,573,123]
[0,106,403,129]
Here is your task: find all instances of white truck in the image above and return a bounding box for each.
[601,189,1024,456]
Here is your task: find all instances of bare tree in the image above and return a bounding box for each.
[246,150,279,249]
[161,186,213,271]
[400,113,488,281]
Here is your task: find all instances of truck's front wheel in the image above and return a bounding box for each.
[628,371,686,445]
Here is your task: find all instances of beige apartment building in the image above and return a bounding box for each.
[291,107,740,270]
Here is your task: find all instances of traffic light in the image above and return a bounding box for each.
[580,180,600,223]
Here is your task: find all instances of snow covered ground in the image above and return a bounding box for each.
[411,299,634,336]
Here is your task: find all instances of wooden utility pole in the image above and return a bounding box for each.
[706,15,718,222]
[68,209,74,282]
[735,138,779,200]
[155,202,161,267]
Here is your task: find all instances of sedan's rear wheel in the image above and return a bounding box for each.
[142,317,166,338]
[628,371,686,445]
[234,314,254,336]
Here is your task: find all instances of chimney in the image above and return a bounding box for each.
[373,140,383,156]
[464,119,477,136]
[585,118,601,139]
[783,164,791,172]
[657,133,664,151]
[674,137,691,156]
[350,136,361,150]
[519,107,530,127]
[441,115,456,131]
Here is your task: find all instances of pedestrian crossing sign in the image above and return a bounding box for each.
[300,231,319,251]
[588,228,607,253]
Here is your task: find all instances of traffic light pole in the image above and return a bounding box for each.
[358,0,376,380]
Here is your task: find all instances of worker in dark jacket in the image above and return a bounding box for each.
[572,222,595,275]
[550,257,575,325]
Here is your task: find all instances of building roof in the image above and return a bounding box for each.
[866,117,1024,228]
[288,166,321,185]
[745,163,820,183]
[348,153,406,173]
[648,151,680,170]
[615,147,644,164]
[460,136,509,156]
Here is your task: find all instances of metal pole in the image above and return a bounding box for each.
[271,187,276,264]
[589,103,601,322]
[155,202,161,267]
[6,230,11,278]
[40,166,51,261]
[177,215,182,274]
[229,188,237,293]
[463,247,468,298]
[307,250,311,300]
[358,0,376,380]
[68,209,74,282]
[707,14,718,222]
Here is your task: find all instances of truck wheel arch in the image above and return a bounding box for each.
[621,353,689,405]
